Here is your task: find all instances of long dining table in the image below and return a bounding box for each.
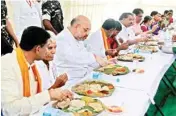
[33,46,176,116]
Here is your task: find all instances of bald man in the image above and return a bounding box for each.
[53,15,108,85]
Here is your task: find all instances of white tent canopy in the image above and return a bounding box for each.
[60,0,176,32]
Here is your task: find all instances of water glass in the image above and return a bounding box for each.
[92,72,101,80]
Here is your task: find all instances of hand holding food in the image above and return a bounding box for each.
[49,88,73,101]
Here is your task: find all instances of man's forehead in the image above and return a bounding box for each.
[82,21,91,29]
[127,15,134,19]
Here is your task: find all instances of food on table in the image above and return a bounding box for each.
[117,53,145,62]
[144,41,158,46]
[74,108,93,116]
[54,98,71,109]
[132,68,145,73]
[72,81,115,97]
[147,36,159,42]
[157,41,164,45]
[71,99,86,108]
[88,102,104,112]
[54,97,104,116]
[135,45,158,53]
[107,106,123,113]
[111,67,127,76]
[95,64,129,75]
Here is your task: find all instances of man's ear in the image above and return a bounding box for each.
[34,45,40,54]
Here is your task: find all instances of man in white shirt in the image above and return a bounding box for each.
[1,26,73,116]
[117,13,147,45]
[131,8,158,36]
[131,8,143,35]
[8,0,42,41]
[36,31,68,90]
[53,15,109,85]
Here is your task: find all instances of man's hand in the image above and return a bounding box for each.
[49,73,68,90]
[142,37,149,42]
[118,38,124,44]
[95,55,108,67]
[119,42,129,50]
[105,49,118,57]
[135,37,148,43]
[49,88,73,101]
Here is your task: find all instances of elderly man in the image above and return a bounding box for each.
[35,31,68,90]
[1,26,73,116]
[85,19,128,59]
[53,15,108,85]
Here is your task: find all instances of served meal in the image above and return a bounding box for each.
[132,68,145,73]
[147,37,159,42]
[117,53,145,62]
[135,45,158,53]
[72,81,115,97]
[94,64,129,76]
[106,106,123,114]
[53,97,105,116]
[144,41,158,46]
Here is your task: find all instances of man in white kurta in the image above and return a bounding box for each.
[35,32,68,90]
[1,51,51,115]
[7,0,42,41]
[117,13,147,45]
[117,13,136,42]
[1,26,73,116]
[53,15,108,85]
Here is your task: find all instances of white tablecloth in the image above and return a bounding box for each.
[86,51,175,98]
[32,88,150,116]
[33,50,175,116]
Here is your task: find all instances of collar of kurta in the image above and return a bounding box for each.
[15,47,42,97]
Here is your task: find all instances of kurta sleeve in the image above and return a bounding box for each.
[54,39,97,66]
[1,57,51,116]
